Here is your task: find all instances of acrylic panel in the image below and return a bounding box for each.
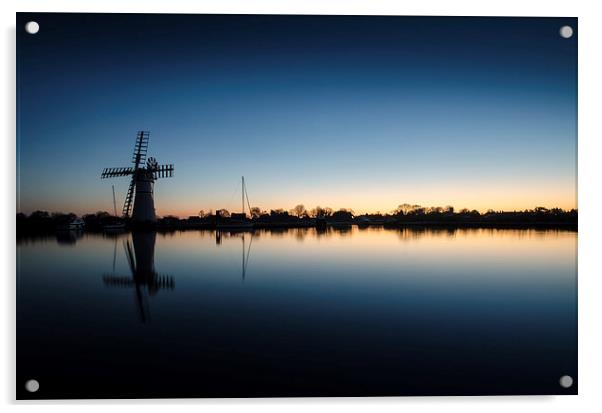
[16,13,578,399]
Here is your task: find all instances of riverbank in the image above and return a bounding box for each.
[17,209,578,237]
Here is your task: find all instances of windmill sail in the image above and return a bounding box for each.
[122,177,136,217]
[100,130,174,221]
[132,131,149,168]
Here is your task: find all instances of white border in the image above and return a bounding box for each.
[3,1,602,412]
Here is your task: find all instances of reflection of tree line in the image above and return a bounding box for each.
[388,226,561,242]
[17,229,86,246]
[17,223,576,250]
[20,226,573,323]
[213,226,575,244]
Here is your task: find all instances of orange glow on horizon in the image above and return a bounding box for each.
[20,182,577,218]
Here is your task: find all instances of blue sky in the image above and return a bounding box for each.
[17,14,577,216]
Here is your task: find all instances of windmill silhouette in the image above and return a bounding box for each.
[103,232,175,322]
[101,131,174,222]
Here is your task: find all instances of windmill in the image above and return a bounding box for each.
[103,232,174,322]
[101,131,174,222]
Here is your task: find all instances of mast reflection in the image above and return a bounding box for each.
[215,230,253,281]
[241,232,253,281]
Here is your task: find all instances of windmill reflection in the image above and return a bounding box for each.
[103,231,174,322]
[215,230,253,281]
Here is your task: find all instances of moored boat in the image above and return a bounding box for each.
[217,177,254,230]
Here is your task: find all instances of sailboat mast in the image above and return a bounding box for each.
[242,176,245,215]
[112,185,117,217]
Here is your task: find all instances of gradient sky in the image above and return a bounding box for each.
[17,14,577,217]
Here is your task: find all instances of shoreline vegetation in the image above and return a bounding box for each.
[17,204,577,236]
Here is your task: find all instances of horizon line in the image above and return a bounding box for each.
[17,203,578,220]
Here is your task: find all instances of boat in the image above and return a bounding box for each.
[216,176,254,230]
[69,218,86,229]
[57,218,85,231]
[356,216,385,226]
[103,185,127,231]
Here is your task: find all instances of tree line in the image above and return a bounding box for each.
[198,204,341,219]
[18,204,577,234]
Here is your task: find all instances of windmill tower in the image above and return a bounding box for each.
[101,131,174,222]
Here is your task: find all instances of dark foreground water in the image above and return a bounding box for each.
[17,227,577,398]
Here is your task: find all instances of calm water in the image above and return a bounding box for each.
[17,227,577,398]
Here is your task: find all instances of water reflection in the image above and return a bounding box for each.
[102,231,175,322]
[215,230,254,281]
[55,229,84,245]
[17,226,577,398]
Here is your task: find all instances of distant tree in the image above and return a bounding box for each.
[250,207,262,219]
[198,210,207,218]
[291,204,307,218]
[406,207,422,216]
[52,212,76,220]
[310,206,333,218]
[394,203,416,215]
[268,209,290,220]
[216,209,230,218]
[331,209,354,222]
[444,205,454,214]
[30,210,50,220]
[427,206,443,214]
